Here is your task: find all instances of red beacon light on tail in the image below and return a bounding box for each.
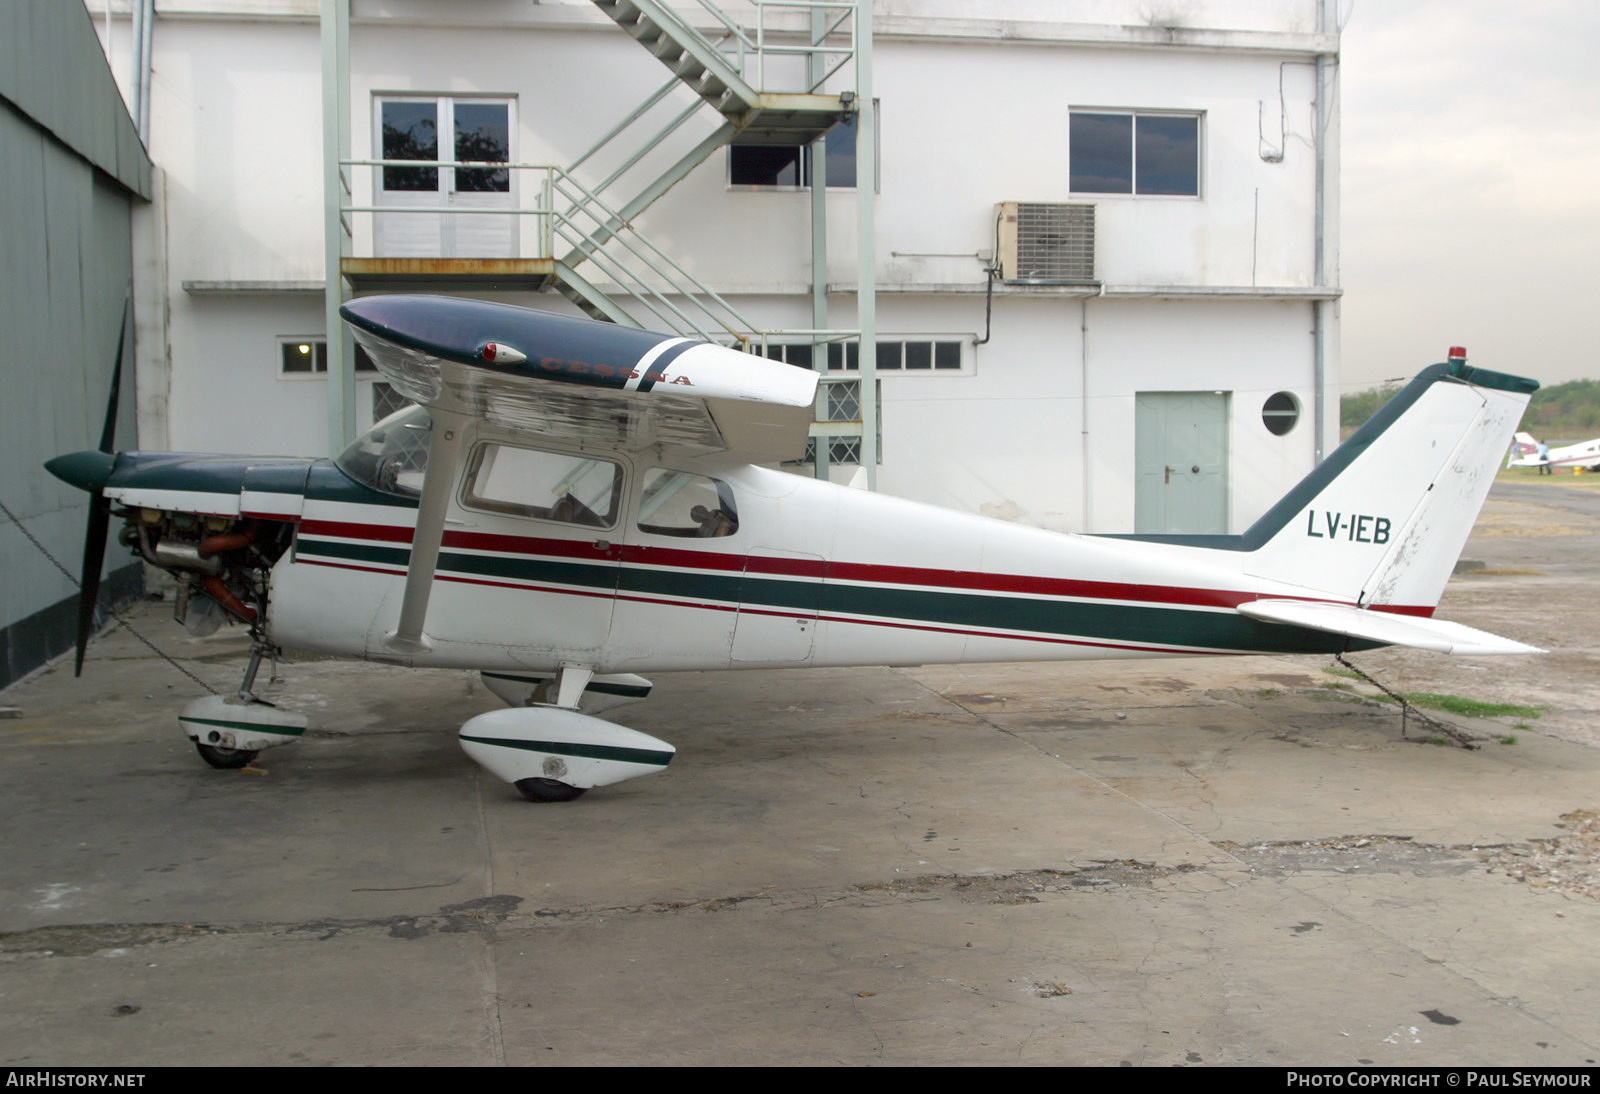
[1448,346,1467,363]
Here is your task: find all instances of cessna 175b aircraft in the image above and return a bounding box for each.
[47,296,1541,801]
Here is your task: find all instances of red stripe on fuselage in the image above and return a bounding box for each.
[293,517,1435,617]
[294,555,1212,655]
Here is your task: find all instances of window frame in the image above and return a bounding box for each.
[1261,391,1301,437]
[1069,109,1203,199]
[635,468,741,540]
[458,440,625,531]
[726,103,881,192]
[756,338,969,377]
[277,337,378,380]
[373,94,516,197]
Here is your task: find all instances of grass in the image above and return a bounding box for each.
[1497,735,1519,746]
[1496,467,1600,488]
[1374,692,1545,720]
[1323,666,1362,680]
[1310,690,1365,705]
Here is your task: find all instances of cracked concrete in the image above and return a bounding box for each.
[3,479,1600,1065]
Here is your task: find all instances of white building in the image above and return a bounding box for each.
[94,0,1340,535]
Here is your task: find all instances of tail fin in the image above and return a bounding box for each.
[1509,430,1542,463]
[1241,362,1536,615]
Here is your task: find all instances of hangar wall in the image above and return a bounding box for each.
[0,0,150,689]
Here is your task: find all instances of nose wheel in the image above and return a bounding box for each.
[178,637,306,768]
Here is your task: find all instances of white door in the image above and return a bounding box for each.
[1134,391,1230,534]
[375,97,516,258]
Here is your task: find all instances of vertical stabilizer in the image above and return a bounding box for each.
[1242,363,1536,613]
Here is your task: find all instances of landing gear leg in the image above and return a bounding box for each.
[180,631,307,768]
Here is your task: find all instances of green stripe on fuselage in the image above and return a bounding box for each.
[294,536,1361,654]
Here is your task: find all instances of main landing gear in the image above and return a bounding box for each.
[460,663,674,803]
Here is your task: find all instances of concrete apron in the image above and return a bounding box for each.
[2,481,1598,1066]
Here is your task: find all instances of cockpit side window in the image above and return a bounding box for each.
[335,404,431,497]
[461,442,622,528]
[637,469,739,538]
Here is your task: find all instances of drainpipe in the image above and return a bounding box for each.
[130,0,153,145]
[810,6,830,483]
[1312,0,1335,463]
[322,0,355,453]
[856,0,876,490]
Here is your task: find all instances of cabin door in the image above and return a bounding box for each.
[1134,391,1229,534]
[374,440,620,662]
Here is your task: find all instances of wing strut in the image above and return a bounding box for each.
[384,406,471,655]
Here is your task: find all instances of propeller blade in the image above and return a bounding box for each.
[73,293,131,677]
[73,499,110,677]
[97,296,127,454]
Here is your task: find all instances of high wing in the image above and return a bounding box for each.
[338,295,819,654]
[341,295,817,460]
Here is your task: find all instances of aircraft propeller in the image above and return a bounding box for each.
[66,296,130,676]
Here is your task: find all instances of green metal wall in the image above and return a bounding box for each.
[0,0,150,689]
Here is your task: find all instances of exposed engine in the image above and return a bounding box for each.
[119,509,295,636]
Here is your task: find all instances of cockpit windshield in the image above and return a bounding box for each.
[335,404,432,497]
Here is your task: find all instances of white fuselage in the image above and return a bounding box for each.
[267,451,1352,675]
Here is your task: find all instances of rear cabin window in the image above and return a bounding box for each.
[462,443,621,528]
[636,469,738,538]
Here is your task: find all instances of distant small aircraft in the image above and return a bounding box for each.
[1507,431,1600,474]
[47,297,1542,801]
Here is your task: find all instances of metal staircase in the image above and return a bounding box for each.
[323,0,877,483]
[547,0,860,343]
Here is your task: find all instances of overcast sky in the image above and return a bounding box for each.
[1338,0,1600,391]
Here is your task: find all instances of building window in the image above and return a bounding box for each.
[803,378,880,465]
[756,339,963,372]
[1070,111,1200,196]
[278,339,378,377]
[379,97,511,194]
[868,340,962,371]
[728,109,875,189]
[372,382,410,423]
[380,100,439,192]
[1262,391,1299,436]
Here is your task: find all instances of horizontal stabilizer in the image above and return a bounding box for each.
[1238,599,1543,656]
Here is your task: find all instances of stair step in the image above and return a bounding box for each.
[597,2,641,31]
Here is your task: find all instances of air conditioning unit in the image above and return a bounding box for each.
[995,201,1096,284]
